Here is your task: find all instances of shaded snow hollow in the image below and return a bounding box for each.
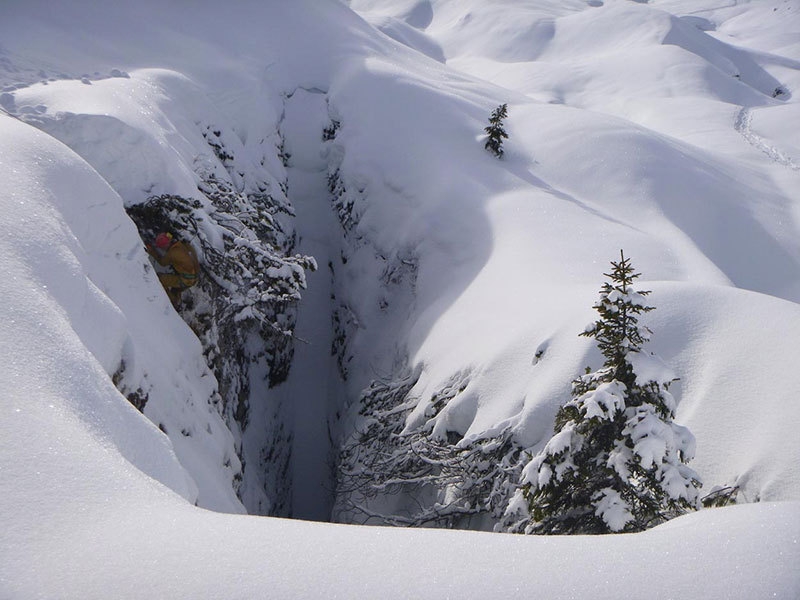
[1,0,800,598]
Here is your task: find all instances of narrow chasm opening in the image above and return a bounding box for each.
[272,88,345,521]
[122,88,345,521]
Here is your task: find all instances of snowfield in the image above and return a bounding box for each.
[1,0,799,597]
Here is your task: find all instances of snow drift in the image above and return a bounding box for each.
[1,0,799,597]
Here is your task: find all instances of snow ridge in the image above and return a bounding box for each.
[1,0,800,596]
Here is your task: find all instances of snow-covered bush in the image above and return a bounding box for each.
[509,251,701,534]
[335,370,525,528]
[328,166,363,241]
[701,484,740,508]
[126,175,315,506]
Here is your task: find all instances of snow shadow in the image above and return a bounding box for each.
[664,13,794,102]
[404,0,434,29]
[324,61,505,374]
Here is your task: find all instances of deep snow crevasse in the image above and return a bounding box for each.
[276,88,343,521]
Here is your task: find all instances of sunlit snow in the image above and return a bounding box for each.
[1,0,799,598]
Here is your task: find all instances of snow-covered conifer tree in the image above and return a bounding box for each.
[484,103,509,158]
[515,251,701,534]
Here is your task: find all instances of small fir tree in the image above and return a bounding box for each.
[484,103,509,158]
[517,250,701,534]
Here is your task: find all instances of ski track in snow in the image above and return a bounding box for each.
[734,106,800,170]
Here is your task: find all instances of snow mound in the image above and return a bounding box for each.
[0,113,238,509]
[1,0,799,596]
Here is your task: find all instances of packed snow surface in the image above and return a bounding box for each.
[1,0,799,597]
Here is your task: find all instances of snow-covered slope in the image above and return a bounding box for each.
[0,112,244,512]
[334,0,800,515]
[1,0,799,597]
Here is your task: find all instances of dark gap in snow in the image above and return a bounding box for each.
[274,88,346,521]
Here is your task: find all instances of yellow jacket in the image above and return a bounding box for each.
[155,241,200,285]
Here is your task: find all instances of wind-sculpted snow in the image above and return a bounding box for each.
[0,114,236,509]
[5,64,316,515]
[1,0,800,596]
[333,0,800,526]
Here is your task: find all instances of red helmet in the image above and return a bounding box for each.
[155,232,173,249]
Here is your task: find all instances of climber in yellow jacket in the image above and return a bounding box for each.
[147,232,200,307]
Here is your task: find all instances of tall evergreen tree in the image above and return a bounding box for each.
[518,251,701,534]
[484,103,509,158]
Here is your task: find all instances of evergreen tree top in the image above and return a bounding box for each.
[582,250,654,379]
[488,103,508,122]
[516,250,701,535]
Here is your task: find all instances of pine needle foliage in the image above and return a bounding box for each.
[515,251,701,534]
[484,103,509,158]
